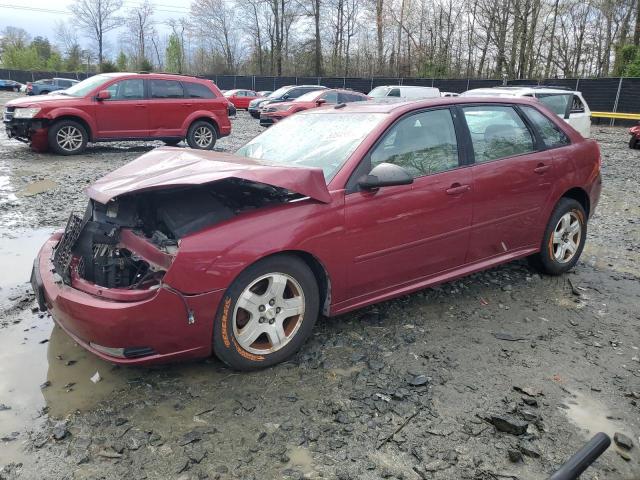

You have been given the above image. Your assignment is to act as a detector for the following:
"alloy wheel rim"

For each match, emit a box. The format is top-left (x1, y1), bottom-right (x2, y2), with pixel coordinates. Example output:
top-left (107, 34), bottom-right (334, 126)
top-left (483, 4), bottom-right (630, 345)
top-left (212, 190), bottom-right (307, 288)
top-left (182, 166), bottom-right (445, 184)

top-left (552, 211), bottom-right (582, 263)
top-left (193, 126), bottom-right (213, 148)
top-left (56, 126), bottom-right (83, 152)
top-left (232, 273), bottom-right (305, 354)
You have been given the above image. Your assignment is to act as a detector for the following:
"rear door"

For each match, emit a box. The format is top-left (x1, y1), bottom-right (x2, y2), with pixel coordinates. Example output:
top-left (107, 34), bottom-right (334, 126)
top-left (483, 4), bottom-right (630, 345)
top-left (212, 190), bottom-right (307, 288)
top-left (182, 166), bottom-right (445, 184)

top-left (94, 78), bottom-right (148, 138)
top-left (461, 104), bottom-right (555, 262)
top-left (344, 107), bottom-right (472, 300)
top-left (147, 79), bottom-right (187, 137)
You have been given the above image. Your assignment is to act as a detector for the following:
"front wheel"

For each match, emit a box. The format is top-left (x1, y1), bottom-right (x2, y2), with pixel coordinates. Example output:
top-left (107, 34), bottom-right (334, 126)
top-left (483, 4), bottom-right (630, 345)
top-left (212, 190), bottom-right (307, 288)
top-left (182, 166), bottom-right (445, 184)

top-left (48, 120), bottom-right (88, 155)
top-left (212, 255), bottom-right (319, 370)
top-left (186, 120), bottom-right (217, 150)
top-left (528, 198), bottom-right (587, 275)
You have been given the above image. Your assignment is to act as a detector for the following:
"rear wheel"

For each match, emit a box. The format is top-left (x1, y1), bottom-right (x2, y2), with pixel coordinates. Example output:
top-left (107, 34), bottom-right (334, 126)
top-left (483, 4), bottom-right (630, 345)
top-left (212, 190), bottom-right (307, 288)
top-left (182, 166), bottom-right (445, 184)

top-left (528, 198), bottom-right (587, 275)
top-left (212, 255), bottom-right (319, 370)
top-left (629, 137), bottom-right (638, 149)
top-left (48, 120), bottom-right (88, 155)
top-left (186, 120), bottom-right (217, 150)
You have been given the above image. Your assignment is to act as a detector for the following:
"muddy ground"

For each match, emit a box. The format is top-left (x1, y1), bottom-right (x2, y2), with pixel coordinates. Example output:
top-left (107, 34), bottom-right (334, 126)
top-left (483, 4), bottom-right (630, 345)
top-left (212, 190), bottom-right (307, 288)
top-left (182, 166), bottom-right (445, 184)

top-left (0, 90), bottom-right (638, 480)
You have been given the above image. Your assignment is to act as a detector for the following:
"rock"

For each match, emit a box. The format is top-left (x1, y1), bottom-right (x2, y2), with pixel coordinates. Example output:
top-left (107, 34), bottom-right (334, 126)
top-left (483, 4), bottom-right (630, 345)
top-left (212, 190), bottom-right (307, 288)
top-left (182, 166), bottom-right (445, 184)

top-left (617, 450), bottom-right (631, 461)
top-left (508, 449), bottom-right (523, 463)
top-left (518, 442), bottom-right (541, 458)
top-left (614, 432), bottom-right (634, 450)
top-left (52, 422), bottom-right (69, 440)
top-left (485, 414), bottom-right (528, 435)
top-left (408, 374), bottom-right (429, 387)
top-left (494, 332), bottom-right (526, 342)
top-left (114, 417), bottom-right (128, 426)
top-left (0, 404), bottom-right (11, 411)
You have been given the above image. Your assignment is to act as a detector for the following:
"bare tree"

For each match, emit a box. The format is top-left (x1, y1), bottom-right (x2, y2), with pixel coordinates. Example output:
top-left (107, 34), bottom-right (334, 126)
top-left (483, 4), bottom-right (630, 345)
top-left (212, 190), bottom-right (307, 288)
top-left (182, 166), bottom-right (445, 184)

top-left (69, 0), bottom-right (123, 66)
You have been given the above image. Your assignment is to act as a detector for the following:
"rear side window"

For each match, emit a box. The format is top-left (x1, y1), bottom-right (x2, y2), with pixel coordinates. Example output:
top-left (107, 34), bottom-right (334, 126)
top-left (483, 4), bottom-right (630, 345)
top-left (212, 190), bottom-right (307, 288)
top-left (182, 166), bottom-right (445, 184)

top-left (521, 106), bottom-right (570, 148)
top-left (58, 79), bottom-right (73, 87)
top-left (184, 82), bottom-right (215, 98)
top-left (462, 105), bottom-right (534, 162)
top-left (537, 94), bottom-right (571, 117)
top-left (150, 80), bottom-right (184, 98)
top-left (370, 108), bottom-right (459, 178)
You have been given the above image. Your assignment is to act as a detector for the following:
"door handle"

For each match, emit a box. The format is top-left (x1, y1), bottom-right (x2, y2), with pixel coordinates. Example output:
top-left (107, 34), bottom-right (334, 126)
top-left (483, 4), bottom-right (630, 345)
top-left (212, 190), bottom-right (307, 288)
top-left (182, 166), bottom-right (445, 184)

top-left (445, 183), bottom-right (470, 195)
top-left (534, 163), bottom-right (551, 174)
top-left (135, 104), bottom-right (146, 108)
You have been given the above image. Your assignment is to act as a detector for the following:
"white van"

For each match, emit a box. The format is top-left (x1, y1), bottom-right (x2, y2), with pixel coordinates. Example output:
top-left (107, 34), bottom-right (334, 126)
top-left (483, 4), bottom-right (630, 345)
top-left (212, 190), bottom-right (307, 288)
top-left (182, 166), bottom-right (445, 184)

top-left (368, 85), bottom-right (440, 100)
top-left (461, 86), bottom-right (591, 138)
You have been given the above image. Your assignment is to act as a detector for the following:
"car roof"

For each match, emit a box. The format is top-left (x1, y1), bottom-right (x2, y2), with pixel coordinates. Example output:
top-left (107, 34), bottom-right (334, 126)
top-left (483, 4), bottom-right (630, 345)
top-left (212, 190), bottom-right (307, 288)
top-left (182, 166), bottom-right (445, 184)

top-left (97, 72), bottom-right (211, 82)
top-left (463, 86), bottom-right (579, 96)
top-left (301, 95), bottom-right (544, 115)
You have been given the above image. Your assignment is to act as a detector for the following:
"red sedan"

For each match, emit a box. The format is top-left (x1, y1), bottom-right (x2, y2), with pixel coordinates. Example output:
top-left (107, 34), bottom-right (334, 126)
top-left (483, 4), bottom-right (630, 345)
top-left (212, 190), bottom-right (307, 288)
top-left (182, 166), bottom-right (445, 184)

top-left (223, 89), bottom-right (262, 109)
top-left (260, 88), bottom-right (368, 126)
top-left (32, 97), bottom-right (601, 370)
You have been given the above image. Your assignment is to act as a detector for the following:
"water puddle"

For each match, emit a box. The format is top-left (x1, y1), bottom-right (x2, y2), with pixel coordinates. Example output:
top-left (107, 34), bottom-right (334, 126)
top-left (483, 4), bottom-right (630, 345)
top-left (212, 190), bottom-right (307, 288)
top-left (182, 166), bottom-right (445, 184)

top-left (20, 179), bottom-right (57, 197)
top-left (286, 446), bottom-right (314, 475)
top-left (562, 391), bottom-right (637, 461)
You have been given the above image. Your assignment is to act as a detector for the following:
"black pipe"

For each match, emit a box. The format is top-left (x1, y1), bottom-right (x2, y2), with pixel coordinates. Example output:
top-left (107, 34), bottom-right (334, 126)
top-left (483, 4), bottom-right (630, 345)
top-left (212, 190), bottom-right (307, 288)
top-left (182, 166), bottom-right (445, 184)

top-left (549, 432), bottom-right (611, 480)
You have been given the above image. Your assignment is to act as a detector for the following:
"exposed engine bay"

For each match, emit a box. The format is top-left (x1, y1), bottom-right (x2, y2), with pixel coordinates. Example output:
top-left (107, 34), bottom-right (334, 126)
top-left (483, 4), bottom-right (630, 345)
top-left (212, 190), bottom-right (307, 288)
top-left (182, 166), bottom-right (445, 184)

top-left (53, 179), bottom-right (300, 290)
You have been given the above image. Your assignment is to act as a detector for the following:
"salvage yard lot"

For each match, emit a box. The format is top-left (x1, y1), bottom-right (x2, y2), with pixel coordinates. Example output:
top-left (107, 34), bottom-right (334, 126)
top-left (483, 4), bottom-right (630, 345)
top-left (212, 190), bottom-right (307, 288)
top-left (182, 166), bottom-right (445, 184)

top-left (0, 90), bottom-right (639, 479)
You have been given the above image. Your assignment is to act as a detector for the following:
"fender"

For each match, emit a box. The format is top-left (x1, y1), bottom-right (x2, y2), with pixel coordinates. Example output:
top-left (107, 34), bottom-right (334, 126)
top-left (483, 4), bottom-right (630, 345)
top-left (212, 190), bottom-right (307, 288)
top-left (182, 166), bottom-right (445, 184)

top-left (44, 107), bottom-right (97, 140)
top-left (181, 109), bottom-right (231, 137)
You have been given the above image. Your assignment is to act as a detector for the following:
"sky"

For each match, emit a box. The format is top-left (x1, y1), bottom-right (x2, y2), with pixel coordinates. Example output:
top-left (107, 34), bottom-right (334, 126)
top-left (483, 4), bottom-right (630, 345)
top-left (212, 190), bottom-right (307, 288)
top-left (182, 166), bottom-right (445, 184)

top-left (0, 0), bottom-right (192, 52)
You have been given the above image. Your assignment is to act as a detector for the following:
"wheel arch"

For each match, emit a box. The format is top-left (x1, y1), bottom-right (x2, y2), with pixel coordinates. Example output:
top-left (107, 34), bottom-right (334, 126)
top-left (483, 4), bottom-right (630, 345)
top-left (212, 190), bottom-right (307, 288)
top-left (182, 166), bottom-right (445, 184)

top-left (561, 187), bottom-right (590, 218)
top-left (187, 115), bottom-right (220, 137)
top-left (47, 113), bottom-right (94, 141)
top-left (238, 250), bottom-right (332, 317)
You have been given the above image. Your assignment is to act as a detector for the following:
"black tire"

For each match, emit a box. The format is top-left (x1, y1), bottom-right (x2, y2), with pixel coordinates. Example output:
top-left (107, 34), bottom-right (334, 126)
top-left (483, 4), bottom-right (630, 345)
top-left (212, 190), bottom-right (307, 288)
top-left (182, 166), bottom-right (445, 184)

top-left (186, 120), bottom-right (217, 150)
top-left (212, 255), bottom-right (320, 371)
top-left (629, 137), bottom-right (638, 149)
top-left (41, 91), bottom-right (50, 95)
top-left (48, 119), bottom-right (88, 155)
top-left (250, 111), bottom-right (260, 119)
top-left (528, 198), bottom-right (587, 276)
top-left (163, 139), bottom-right (182, 146)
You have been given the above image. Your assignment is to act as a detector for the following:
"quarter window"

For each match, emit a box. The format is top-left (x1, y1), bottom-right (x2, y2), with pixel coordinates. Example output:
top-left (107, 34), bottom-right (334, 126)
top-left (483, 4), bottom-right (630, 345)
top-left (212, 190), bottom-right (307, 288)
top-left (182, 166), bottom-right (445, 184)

top-left (184, 82), bottom-right (215, 98)
top-left (150, 80), bottom-right (184, 99)
top-left (105, 79), bottom-right (144, 100)
top-left (571, 95), bottom-right (585, 113)
top-left (521, 105), bottom-right (570, 148)
top-left (462, 105), bottom-right (534, 162)
top-left (370, 108), bottom-right (460, 178)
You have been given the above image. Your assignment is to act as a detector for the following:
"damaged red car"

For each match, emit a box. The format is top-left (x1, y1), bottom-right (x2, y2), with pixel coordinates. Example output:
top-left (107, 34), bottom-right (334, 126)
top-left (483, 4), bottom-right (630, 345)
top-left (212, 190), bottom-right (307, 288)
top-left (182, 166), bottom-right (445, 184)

top-left (32, 97), bottom-right (601, 370)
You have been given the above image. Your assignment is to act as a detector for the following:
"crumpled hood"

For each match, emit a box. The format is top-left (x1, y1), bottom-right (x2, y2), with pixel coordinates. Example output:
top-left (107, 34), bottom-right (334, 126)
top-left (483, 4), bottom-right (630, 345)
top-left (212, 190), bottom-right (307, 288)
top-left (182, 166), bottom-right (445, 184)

top-left (87, 147), bottom-right (331, 204)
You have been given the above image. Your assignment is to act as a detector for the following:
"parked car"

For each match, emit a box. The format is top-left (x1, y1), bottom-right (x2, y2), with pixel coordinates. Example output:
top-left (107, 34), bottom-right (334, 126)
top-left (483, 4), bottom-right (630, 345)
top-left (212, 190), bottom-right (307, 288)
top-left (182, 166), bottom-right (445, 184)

top-left (4, 72), bottom-right (231, 155)
top-left (26, 77), bottom-right (79, 95)
top-left (248, 85), bottom-right (327, 118)
top-left (31, 96), bottom-right (601, 370)
top-left (224, 89), bottom-right (262, 109)
top-left (260, 88), bottom-right (369, 126)
top-left (461, 86), bottom-right (591, 138)
top-left (441, 91), bottom-right (459, 97)
top-left (0, 79), bottom-right (23, 92)
top-left (257, 90), bottom-right (272, 97)
top-left (368, 85), bottom-right (440, 99)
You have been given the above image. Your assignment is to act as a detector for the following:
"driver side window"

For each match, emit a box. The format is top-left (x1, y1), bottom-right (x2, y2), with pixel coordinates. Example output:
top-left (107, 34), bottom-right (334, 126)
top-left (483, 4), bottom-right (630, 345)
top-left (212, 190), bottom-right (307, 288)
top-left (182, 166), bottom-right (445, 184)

top-left (105, 79), bottom-right (144, 100)
top-left (370, 109), bottom-right (460, 178)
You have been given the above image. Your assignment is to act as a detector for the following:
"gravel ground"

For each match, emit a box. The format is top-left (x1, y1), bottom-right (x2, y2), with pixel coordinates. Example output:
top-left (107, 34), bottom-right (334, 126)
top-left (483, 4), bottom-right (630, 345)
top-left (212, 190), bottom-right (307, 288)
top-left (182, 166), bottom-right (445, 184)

top-left (0, 90), bottom-right (639, 480)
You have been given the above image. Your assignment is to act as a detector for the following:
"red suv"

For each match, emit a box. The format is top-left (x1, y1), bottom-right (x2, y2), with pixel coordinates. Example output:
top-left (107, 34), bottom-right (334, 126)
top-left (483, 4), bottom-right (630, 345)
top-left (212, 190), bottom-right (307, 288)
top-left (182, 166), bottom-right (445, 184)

top-left (3, 73), bottom-right (231, 155)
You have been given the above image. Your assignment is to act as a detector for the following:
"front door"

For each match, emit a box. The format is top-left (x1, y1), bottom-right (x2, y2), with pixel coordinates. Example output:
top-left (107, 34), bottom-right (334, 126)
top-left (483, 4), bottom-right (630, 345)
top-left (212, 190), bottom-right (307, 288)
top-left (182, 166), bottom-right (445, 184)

top-left (460, 104), bottom-right (555, 262)
top-left (344, 107), bottom-right (472, 301)
top-left (94, 79), bottom-right (148, 138)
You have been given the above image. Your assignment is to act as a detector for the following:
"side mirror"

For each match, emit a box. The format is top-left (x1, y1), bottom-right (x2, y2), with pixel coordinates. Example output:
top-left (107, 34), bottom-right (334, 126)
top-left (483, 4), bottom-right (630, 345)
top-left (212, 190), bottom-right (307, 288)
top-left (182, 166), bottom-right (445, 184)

top-left (358, 162), bottom-right (413, 190)
top-left (96, 90), bottom-right (111, 101)
top-left (315, 98), bottom-right (327, 106)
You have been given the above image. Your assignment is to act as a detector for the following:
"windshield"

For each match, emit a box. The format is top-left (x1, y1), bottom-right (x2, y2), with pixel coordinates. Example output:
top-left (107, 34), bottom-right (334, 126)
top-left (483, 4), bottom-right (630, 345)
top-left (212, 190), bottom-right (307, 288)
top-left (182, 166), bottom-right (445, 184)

top-left (294, 90), bottom-right (322, 102)
top-left (236, 112), bottom-right (386, 181)
top-left (268, 86), bottom-right (292, 99)
top-left (368, 87), bottom-right (391, 98)
top-left (62, 75), bottom-right (111, 97)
